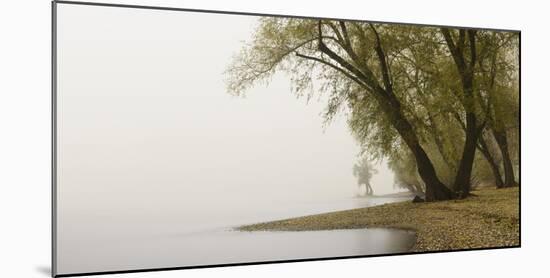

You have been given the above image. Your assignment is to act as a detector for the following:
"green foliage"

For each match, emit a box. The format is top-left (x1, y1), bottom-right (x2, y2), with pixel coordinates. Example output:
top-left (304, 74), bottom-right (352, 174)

top-left (225, 17), bottom-right (519, 191)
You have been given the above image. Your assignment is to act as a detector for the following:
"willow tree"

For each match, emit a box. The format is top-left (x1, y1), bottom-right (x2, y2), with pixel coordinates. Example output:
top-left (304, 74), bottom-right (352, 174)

top-left (226, 18), bottom-right (455, 201)
top-left (439, 28), bottom-right (489, 197)
top-left (442, 30), bottom-right (519, 189)
top-left (383, 30), bottom-right (465, 186)
top-left (353, 156), bottom-right (378, 196)
top-left (479, 32), bottom-right (519, 188)
top-left (386, 29), bottom-right (519, 191)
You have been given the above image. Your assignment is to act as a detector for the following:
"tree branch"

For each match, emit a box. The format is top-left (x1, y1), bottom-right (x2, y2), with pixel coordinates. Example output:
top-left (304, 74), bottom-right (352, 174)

top-left (295, 52), bottom-right (372, 91)
top-left (468, 30), bottom-right (477, 69)
top-left (317, 21), bottom-right (385, 94)
top-left (339, 21), bottom-right (352, 50)
top-left (441, 28), bottom-right (466, 72)
top-left (369, 24), bottom-right (393, 92)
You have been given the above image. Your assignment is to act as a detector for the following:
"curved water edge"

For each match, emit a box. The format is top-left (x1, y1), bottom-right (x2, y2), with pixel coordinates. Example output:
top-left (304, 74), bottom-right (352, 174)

top-left (233, 227), bottom-right (417, 256)
top-left (230, 194), bottom-right (418, 258)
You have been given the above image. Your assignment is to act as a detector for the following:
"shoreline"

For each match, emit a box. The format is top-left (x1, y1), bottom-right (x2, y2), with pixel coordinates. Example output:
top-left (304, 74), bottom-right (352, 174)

top-left (237, 187), bottom-right (519, 252)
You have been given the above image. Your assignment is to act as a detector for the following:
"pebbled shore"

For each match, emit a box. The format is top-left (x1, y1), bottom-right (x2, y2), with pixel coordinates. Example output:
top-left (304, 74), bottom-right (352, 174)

top-left (238, 187), bottom-right (519, 252)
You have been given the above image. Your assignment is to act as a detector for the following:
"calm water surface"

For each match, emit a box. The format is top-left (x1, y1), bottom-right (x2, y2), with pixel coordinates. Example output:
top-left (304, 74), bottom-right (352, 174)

top-left (58, 195), bottom-right (415, 274)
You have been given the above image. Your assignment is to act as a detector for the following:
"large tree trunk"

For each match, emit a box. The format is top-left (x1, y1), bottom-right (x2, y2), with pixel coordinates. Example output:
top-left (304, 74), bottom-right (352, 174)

top-left (493, 130), bottom-right (518, 187)
top-left (454, 112), bottom-right (503, 188)
top-left (441, 29), bottom-right (480, 198)
top-left (412, 143), bottom-right (455, 201)
top-left (478, 135), bottom-right (505, 188)
top-left (453, 112), bottom-right (480, 197)
top-left (385, 101), bottom-right (455, 201)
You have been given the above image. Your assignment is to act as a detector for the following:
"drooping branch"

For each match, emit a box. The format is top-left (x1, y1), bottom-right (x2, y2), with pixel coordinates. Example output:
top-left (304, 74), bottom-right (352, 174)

top-left (230, 36), bottom-right (339, 89)
top-left (294, 52), bottom-right (372, 91)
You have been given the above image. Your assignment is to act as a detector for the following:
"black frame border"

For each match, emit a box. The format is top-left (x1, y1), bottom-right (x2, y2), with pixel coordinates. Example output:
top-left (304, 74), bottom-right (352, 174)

top-left (51, 1), bottom-right (521, 277)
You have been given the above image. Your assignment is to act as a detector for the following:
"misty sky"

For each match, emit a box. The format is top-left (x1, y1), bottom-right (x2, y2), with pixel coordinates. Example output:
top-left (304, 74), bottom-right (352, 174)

top-left (57, 3), bottom-right (398, 208)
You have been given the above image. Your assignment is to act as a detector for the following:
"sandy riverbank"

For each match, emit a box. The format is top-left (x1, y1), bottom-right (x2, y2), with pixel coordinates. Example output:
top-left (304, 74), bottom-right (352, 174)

top-left (238, 187), bottom-right (519, 252)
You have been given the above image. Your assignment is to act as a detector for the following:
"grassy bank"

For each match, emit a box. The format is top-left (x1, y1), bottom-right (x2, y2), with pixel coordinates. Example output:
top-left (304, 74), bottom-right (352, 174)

top-left (238, 187), bottom-right (519, 252)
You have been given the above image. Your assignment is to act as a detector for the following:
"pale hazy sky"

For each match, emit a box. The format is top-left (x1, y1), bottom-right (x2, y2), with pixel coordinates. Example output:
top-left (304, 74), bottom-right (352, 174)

top-left (57, 3), bottom-right (397, 208)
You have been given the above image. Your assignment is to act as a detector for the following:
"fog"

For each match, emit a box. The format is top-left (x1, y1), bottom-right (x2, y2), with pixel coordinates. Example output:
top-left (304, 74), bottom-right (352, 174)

top-left (56, 4), bottom-right (405, 274)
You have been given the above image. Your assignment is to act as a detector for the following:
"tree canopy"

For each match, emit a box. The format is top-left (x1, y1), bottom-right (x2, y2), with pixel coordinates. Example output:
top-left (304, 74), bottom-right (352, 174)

top-left (226, 17), bottom-right (519, 201)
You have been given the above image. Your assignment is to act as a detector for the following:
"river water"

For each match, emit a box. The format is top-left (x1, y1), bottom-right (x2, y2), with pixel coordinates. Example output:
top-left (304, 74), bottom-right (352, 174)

top-left (57, 195), bottom-right (416, 275)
